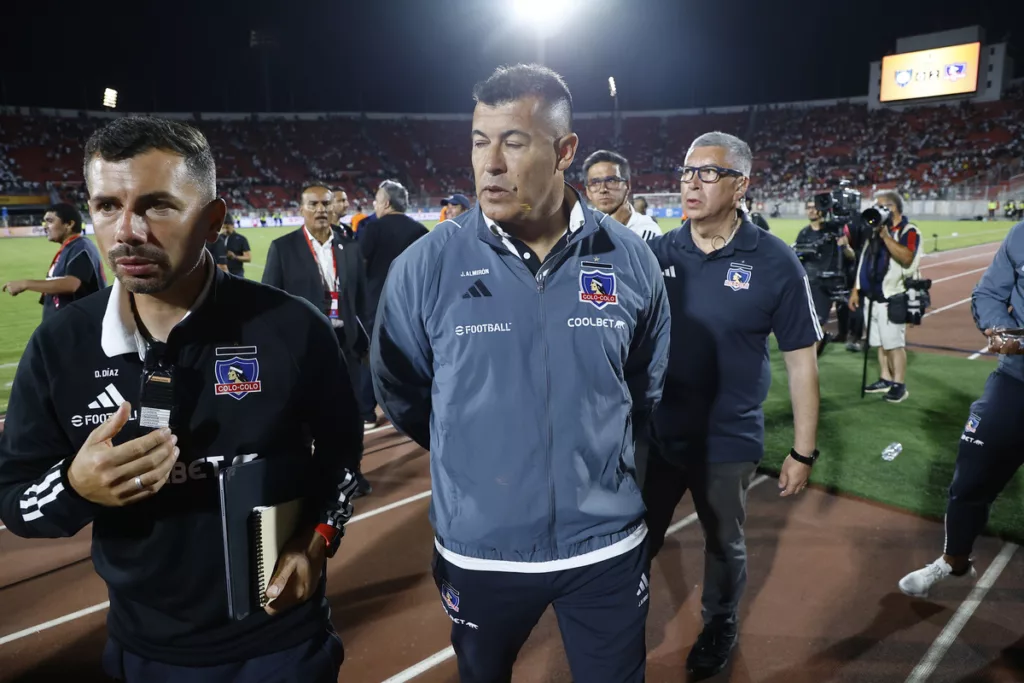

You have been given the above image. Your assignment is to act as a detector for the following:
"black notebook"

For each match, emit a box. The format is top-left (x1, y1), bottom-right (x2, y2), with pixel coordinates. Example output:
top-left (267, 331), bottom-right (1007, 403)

top-left (218, 456), bottom-right (313, 621)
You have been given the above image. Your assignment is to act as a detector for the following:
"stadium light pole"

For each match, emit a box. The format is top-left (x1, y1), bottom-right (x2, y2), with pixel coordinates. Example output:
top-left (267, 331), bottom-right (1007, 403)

top-left (510, 0), bottom-right (577, 64)
top-left (102, 88), bottom-right (118, 110)
top-left (609, 76), bottom-right (621, 144)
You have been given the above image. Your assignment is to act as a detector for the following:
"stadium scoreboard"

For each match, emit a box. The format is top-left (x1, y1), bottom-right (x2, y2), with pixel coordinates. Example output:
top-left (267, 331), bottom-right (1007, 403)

top-left (879, 42), bottom-right (982, 103)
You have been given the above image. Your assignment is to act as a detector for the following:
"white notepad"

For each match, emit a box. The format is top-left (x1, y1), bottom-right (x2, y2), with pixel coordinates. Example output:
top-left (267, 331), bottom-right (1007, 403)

top-left (252, 498), bottom-right (304, 606)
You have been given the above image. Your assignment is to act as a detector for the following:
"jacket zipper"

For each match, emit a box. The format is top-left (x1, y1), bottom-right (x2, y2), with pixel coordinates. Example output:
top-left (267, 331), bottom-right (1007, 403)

top-left (535, 242), bottom-right (574, 557)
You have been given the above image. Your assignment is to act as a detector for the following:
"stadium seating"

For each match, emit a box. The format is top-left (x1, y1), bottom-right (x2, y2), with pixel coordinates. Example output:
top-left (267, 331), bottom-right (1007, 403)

top-left (0, 84), bottom-right (1021, 215)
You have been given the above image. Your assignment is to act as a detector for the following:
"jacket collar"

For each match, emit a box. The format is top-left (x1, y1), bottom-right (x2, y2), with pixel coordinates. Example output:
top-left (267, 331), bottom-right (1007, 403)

top-left (100, 250), bottom-right (217, 359)
top-left (476, 183), bottom-right (599, 250)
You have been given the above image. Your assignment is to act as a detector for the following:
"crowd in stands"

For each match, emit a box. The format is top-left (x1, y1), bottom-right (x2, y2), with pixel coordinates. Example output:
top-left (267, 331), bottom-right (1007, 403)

top-left (1, 83), bottom-right (1021, 217)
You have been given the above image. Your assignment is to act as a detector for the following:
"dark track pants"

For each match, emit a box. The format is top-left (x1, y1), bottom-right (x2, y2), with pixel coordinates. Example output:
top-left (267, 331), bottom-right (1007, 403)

top-left (642, 445), bottom-right (757, 625)
top-left (945, 371), bottom-right (1024, 557)
top-left (431, 541), bottom-right (649, 683)
top-left (101, 628), bottom-right (343, 683)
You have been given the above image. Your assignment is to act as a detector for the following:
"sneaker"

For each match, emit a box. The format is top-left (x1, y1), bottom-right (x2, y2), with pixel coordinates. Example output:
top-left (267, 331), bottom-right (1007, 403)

top-left (899, 557), bottom-right (977, 598)
top-left (884, 384), bottom-right (909, 403)
top-left (686, 618), bottom-right (738, 679)
top-left (846, 341), bottom-right (863, 352)
top-left (864, 379), bottom-right (893, 393)
top-left (363, 419), bottom-right (379, 431)
top-left (352, 471), bottom-right (373, 499)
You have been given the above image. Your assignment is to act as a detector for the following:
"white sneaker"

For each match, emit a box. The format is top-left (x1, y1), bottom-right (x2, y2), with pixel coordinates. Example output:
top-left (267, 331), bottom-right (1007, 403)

top-left (898, 557), bottom-right (977, 598)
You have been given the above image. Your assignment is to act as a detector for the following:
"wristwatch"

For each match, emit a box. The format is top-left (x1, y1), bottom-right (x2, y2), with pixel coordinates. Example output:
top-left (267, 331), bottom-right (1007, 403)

top-left (789, 448), bottom-right (819, 466)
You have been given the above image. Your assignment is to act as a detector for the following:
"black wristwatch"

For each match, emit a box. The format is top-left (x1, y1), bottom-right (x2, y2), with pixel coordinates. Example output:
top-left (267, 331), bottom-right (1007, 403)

top-left (789, 448), bottom-right (819, 466)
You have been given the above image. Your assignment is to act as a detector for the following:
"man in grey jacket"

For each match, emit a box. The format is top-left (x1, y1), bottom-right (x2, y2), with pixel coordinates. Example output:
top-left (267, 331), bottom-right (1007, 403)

top-left (898, 220), bottom-right (1024, 598)
top-left (371, 64), bottom-right (670, 682)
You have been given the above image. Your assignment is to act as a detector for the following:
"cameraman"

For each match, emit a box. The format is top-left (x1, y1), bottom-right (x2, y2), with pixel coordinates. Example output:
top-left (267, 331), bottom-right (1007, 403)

top-left (794, 198), bottom-right (856, 352)
top-left (849, 191), bottom-right (921, 403)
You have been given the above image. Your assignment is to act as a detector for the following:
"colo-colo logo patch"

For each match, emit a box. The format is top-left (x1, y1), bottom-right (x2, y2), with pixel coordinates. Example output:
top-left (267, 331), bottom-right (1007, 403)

top-left (214, 346), bottom-right (262, 400)
top-left (579, 261), bottom-right (617, 310)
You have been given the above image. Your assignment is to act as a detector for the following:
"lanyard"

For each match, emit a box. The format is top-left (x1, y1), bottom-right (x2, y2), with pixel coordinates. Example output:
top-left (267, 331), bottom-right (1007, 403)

top-left (303, 227), bottom-right (339, 292)
top-left (48, 234), bottom-right (81, 277)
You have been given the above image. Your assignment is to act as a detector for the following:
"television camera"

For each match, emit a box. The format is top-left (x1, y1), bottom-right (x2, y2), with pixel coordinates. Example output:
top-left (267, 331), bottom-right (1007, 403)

top-left (793, 182), bottom-right (863, 304)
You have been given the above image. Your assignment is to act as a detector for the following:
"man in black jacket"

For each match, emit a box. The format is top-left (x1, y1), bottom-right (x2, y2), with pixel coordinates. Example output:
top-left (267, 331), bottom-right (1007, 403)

top-left (0, 116), bottom-right (360, 682)
top-left (358, 179), bottom-right (427, 425)
top-left (262, 183), bottom-right (372, 494)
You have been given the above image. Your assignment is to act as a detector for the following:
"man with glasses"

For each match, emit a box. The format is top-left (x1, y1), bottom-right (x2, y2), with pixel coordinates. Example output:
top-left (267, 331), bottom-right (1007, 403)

top-left (641, 131), bottom-right (822, 679)
top-left (583, 150), bottom-right (661, 240)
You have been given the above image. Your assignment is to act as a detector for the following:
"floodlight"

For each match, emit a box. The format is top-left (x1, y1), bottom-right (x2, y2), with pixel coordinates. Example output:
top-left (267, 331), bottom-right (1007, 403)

top-left (510, 0), bottom-right (577, 39)
top-left (103, 88), bottom-right (118, 109)
top-left (608, 77), bottom-right (617, 98)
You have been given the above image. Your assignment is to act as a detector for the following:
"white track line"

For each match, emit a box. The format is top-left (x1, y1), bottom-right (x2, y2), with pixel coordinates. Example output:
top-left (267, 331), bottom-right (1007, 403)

top-left (967, 345), bottom-right (989, 360)
top-left (922, 297), bottom-right (972, 319)
top-left (349, 491), bottom-right (431, 524)
top-left (929, 267), bottom-right (988, 285)
top-left (382, 475), bottom-right (771, 682)
top-left (903, 542), bottom-right (1018, 683)
top-left (923, 241), bottom-right (1005, 259)
top-left (0, 485), bottom-right (433, 647)
top-left (0, 602), bottom-right (111, 646)
top-left (0, 362), bottom-right (18, 370)
top-left (921, 251), bottom-right (997, 270)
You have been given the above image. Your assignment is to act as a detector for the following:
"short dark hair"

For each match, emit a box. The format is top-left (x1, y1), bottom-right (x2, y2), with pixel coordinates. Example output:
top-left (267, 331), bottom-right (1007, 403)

top-left (473, 64), bottom-right (573, 136)
top-left (47, 203), bottom-right (84, 233)
top-left (83, 116), bottom-right (216, 201)
top-left (582, 150), bottom-right (630, 182)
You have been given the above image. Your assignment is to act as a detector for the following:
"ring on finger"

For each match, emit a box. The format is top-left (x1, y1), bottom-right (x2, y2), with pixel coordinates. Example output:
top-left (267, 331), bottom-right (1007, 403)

top-left (134, 475), bottom-right (144, 491)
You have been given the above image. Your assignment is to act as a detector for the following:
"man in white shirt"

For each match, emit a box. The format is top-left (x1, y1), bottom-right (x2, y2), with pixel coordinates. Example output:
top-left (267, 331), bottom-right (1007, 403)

top-left (583, 150), bottom-right (662, 240)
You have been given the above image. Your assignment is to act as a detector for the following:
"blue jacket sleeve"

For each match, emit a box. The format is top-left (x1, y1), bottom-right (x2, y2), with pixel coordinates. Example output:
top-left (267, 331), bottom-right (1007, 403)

top-left (971, 225), bottom-right (1021, 332)
top-left (624, 248), bottom-right (671, 435)
top-left (370, 251), bottom-right (434, 450)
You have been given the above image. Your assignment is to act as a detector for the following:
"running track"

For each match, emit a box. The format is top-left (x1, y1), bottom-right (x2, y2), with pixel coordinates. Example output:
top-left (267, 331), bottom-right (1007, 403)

top-left (1, 241), bottom-right (1022, 682)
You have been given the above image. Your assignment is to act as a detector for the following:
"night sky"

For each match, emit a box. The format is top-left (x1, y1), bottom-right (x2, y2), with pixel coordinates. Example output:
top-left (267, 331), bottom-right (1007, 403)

top-left (4, 0), bottom-right (1023, 114)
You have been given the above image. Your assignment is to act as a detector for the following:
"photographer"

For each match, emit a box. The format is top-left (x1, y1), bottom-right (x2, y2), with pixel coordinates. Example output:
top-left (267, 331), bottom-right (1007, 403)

top-left (794, 198), bottom-right (856, 353)
top-left (849, 191), bottom-right (921, 403)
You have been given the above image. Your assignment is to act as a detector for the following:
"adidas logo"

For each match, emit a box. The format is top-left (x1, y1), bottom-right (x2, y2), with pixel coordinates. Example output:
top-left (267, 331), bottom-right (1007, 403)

top-left (88, 383), bottom-right (127, 410)
top-left (462, 279), bottom-right (492, 299)
top-left (637, 572), bottom-right (649, 597)
top-left (662, 266), bottom-right (676, 278)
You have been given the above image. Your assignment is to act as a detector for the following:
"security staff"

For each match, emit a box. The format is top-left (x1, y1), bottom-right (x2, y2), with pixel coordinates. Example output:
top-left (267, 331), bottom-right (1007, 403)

top-left (221, 214), bottom-right (251, 277)
top-left (643, 132), bottom-right (822, 679)
top-left (372, 64), bottom-right (670, 683)
top-left (898, 221), bottom-right (1024, 598)
top-left (263, 184), bottom-right (373, 495)
top-left (2, 203), bottom-right (107, 317)
top-left (0, 117), bottom-right (359, 683)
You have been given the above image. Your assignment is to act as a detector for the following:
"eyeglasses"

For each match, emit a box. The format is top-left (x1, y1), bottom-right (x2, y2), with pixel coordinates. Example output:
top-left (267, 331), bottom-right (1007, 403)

top-left (679, 165), bottom-right (745, 184)
top-left (586, 175), bottom-right (627, 190)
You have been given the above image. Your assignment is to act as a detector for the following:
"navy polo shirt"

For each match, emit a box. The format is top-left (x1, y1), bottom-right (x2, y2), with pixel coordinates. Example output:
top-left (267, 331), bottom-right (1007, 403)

top-left (645, 220), bottom-right (823, 464)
